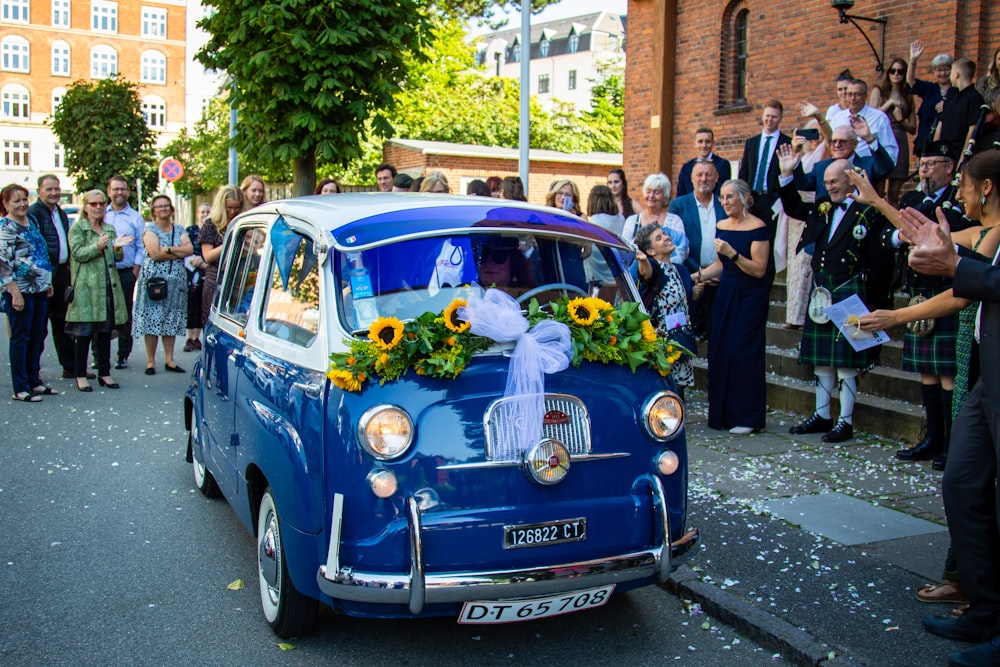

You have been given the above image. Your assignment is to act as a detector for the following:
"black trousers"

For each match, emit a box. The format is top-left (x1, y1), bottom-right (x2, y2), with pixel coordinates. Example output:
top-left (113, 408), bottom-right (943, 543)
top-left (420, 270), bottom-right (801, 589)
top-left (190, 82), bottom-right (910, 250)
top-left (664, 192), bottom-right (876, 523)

top-left (74, 332), bottom-right (111, 378)
top-left (116, 268), bottom-right (137, 360)
top-left (47, 263), bottom-right (76, 372)
top-left (942, 379), bottom-right (1000, 624)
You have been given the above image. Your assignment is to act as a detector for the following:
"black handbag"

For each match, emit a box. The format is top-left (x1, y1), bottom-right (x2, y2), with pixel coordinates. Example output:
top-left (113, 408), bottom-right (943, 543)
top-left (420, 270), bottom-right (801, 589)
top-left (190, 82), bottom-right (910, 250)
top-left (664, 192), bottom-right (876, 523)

top-left (147, 276), bottom-right (168, 301)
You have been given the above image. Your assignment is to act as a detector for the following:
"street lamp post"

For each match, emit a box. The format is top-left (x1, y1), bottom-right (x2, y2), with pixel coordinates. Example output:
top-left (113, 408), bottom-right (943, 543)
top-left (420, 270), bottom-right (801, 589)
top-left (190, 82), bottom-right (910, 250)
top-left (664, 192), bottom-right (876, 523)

top-left (832, 0), bottom-right (888, 73)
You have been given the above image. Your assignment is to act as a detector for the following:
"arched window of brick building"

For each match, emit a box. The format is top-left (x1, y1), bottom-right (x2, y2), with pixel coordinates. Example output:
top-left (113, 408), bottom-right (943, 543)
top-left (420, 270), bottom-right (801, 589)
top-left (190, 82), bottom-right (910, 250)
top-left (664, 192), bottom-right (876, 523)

top-left (719, 3), bottom-right (749, 108)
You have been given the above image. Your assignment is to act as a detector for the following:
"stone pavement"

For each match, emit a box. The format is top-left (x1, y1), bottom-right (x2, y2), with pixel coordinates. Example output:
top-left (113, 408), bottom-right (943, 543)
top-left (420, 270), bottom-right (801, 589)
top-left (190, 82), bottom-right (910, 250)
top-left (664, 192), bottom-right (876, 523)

top-left (668, 389), bottom-right (971, 666)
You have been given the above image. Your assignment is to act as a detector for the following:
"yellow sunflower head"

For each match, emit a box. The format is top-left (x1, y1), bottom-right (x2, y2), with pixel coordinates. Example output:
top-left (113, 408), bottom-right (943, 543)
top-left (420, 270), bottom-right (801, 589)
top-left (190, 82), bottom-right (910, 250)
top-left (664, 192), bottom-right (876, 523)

top-left (641, 319), bottom-right (657, 343)
top-left (327, 368), bottom-right (362, 392)
top-left (443, 299), bottom-right (471, 333)
top-left (567, 297), bottom-right (599, 326)
top-left (588, 297), bottom-right (614, 312)
top-left (369, 317), bottom-right (405, 350)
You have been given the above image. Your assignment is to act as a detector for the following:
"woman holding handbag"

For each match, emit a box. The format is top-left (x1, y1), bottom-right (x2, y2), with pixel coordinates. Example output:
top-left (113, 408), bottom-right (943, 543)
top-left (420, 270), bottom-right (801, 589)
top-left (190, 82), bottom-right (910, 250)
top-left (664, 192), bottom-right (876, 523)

top-left (66, 190), bottom-right (132, 392)
top-left (132, 195), bottom-right (192, 375)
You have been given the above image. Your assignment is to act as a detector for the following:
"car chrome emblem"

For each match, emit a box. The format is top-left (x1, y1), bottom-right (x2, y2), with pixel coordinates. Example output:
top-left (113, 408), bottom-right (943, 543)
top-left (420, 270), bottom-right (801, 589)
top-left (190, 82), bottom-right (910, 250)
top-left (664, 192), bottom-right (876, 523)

top-left (543, 410), bottom-right (570, 426)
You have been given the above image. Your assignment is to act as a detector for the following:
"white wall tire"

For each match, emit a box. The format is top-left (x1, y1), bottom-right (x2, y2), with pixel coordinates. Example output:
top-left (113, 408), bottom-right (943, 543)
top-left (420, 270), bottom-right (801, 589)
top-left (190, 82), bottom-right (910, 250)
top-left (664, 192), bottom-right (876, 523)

top-left (257, 487), bottom-right (317, 638)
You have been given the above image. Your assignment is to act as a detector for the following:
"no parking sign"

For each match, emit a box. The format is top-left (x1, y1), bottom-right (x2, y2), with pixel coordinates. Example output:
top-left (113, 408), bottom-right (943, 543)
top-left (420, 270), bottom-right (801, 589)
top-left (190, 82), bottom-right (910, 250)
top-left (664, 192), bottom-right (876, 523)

top-left (160, 157), bottom-right (184, 182)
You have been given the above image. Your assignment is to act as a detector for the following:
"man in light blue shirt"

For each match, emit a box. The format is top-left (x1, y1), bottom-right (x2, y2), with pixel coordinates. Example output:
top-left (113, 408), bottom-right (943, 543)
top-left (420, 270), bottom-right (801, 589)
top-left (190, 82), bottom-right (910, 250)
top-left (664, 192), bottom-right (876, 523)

top-left (105, 175), bottom-right (145, 369)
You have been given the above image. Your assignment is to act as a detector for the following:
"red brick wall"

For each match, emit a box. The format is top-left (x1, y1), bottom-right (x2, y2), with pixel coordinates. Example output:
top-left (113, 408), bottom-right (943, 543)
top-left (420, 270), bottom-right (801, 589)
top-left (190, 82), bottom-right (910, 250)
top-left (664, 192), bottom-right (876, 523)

top-left (382, 144), bottom-right (617, 208)
top-left (625, 0), bottom-right (1000, 193)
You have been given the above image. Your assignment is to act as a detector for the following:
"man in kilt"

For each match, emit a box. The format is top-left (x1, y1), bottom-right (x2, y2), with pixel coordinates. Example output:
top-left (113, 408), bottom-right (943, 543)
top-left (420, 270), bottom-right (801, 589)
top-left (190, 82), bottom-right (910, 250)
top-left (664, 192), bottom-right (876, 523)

top-left (881, 142), bottom-right (973, 466)
top-left (777, 148), bottom-right (894, 442)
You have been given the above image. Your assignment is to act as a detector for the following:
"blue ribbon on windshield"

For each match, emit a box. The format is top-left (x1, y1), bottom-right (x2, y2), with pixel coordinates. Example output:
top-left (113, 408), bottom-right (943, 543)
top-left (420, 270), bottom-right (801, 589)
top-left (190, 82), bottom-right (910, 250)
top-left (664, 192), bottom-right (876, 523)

top-left (269, 215), bottom-right (315, 291)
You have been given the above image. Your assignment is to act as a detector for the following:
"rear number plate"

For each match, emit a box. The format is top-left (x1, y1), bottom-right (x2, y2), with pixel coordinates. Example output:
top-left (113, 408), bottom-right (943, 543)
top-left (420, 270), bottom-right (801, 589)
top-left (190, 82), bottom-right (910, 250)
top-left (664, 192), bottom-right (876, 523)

top-left (504, 517), bottom-right (586, 549)
top-left (457, 585), bottom-right (614, 624)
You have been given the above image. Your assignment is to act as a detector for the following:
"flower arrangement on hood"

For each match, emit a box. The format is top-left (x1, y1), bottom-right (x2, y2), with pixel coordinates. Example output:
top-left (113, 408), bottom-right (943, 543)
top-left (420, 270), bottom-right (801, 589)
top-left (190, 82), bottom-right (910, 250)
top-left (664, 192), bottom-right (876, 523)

top-left (327, 294), bottom-right (689, 392)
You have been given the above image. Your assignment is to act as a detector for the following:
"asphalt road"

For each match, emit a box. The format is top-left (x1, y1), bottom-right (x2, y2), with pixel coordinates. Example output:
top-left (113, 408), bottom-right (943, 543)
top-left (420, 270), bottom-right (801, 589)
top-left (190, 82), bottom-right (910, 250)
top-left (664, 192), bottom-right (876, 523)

top-left (0, 334), bottom-right (790, 666)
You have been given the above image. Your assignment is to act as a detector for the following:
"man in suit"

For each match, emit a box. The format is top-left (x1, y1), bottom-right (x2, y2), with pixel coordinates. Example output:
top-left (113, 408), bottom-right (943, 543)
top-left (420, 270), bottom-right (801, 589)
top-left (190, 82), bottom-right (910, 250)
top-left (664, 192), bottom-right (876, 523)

top-left (904, 181), bottom-right (1000, 667)
top-left (792, 123), bottom-right (895, 199)
top-left (27, 174), bottom-right (88, 379)
top-left (669, 159), bottom-right (726, 338)
top-left (739, 100), bottom-right (792, 269)
top-left (676, 127), bottom-right (731, 198)
top-left (777, 151), bottom-right (893, 443)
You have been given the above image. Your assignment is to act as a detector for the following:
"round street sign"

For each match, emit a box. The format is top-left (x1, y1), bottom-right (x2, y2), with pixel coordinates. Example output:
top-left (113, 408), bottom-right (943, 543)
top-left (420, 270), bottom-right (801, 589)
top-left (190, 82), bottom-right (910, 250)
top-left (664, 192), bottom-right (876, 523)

top-left (160, 158), bottom-right (184, 182)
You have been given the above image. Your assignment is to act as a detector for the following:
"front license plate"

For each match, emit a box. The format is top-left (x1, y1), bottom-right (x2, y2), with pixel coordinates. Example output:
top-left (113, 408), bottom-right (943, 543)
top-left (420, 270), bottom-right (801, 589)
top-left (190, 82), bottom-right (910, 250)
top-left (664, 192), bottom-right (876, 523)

top-left (503, 517), bottom-right (586, 549)
top-left (457, 585), bottom-right (615, 624)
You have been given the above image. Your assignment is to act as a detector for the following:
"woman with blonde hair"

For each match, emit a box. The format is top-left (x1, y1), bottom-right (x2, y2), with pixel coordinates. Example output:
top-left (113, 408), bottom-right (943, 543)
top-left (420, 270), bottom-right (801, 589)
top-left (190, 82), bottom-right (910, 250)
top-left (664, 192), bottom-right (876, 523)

top-left (200, 185), bottom-right (248, 326)
top-left (545, 179), bottom-right (583, 217)
top-left (240, 174), bottom-right (267, 208)
top-left (419, 171), bottom-right (450, 194)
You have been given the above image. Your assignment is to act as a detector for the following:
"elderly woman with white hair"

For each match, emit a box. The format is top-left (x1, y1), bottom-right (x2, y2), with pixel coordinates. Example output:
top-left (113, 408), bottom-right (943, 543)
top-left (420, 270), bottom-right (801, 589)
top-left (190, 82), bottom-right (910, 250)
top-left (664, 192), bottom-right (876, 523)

top-left (623, 173), bottom-right (689, 266)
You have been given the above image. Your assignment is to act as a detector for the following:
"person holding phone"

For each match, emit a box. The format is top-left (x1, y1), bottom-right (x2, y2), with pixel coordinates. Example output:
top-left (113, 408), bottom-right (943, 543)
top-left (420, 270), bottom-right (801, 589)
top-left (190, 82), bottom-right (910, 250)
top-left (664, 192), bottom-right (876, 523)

top-left (545, 180), bottom-right (584, 217)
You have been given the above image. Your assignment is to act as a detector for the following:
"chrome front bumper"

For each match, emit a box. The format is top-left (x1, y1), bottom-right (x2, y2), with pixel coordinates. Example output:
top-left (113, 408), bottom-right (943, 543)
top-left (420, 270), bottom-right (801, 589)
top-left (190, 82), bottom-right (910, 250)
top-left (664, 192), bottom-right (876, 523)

top-left (316, 475), bottom-right (699, 615)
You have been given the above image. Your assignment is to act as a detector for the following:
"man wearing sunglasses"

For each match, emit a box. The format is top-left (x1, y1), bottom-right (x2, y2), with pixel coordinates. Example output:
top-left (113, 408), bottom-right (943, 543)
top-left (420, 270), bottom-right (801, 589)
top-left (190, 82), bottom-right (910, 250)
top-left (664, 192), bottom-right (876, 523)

top-left (788, 124), bottom-right (895, 200)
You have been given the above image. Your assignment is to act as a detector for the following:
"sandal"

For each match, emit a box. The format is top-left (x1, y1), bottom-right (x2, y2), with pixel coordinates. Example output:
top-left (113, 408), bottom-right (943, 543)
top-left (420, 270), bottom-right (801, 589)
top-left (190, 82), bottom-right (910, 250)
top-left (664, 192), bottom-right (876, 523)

top-left (31, 385), bottom-right (57, 395)
top-left (12, 391), bottom-right (42, 402)
top-left (916, 581), bottom-right (968, 604)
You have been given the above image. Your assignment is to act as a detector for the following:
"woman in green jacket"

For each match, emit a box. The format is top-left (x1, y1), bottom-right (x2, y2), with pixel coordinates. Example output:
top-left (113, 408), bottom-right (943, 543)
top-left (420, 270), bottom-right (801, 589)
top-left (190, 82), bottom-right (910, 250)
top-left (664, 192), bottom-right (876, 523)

top-left (66, 190), bottom-right (132, 391)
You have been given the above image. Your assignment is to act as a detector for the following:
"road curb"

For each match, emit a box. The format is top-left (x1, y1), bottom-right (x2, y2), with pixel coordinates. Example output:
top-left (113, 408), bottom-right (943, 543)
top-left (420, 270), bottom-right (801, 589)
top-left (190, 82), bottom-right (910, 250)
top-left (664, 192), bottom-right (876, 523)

top-left (666, 566), bottom-right (864, 666)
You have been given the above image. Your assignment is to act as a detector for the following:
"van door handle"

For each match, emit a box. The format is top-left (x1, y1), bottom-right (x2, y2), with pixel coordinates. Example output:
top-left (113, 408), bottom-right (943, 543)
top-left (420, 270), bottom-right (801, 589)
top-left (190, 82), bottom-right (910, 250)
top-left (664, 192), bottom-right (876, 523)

top-left (293, 382), bottom-right (322, 398)
top-left (206, 333), bottom-right (217, 346)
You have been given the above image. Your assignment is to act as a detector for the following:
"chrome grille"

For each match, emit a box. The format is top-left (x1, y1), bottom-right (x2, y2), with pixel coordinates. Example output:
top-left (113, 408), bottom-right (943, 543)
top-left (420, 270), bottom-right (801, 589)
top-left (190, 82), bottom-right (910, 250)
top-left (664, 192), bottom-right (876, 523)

top-left (484, 394), bottom-right (591, 462)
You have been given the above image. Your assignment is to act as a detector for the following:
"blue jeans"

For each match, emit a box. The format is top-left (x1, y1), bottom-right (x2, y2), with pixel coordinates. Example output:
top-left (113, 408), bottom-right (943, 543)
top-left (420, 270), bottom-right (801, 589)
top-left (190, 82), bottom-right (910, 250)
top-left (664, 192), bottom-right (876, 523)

top-left (4, 291), bottom-right (48, 394)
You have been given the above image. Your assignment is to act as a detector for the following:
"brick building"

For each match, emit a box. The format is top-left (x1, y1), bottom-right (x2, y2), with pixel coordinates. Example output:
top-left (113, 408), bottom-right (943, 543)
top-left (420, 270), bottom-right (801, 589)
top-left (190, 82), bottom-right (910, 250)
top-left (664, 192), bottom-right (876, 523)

top-left (623, 0), bottom-right (1000, 199)
top-left (384, 138), bottom-right (620, 205)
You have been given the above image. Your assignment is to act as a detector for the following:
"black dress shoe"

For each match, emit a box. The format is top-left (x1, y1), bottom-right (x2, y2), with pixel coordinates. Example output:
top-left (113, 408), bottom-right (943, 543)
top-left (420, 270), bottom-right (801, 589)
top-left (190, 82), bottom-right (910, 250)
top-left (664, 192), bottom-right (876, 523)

top-left (98, 378), bottom-right (120, 389)
top-left (822, 420), bottom-right (854, 443)
top-left (789, 413), bottom-right (834, 435)
top-left (932, 455), bottom-right (947, 471)
top-left (948, 635), bottom-right (1000, 667)
top-left (114, 358), bottom-right (127, 370)
top-left (925, 614), bottom-right (1000, 643)
top-left (164, 364), bottom-right (186, 373)
top-left (896, 439), bottom-right (942, 460)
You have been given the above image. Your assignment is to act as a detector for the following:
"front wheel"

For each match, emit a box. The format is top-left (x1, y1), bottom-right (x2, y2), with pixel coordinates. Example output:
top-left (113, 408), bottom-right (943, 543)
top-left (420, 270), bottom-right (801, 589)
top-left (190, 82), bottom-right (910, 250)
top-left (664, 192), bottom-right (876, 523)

top-left (190, 432), bottom-right (220, 498)
top-left (257, 487), bottom-right (317, 638)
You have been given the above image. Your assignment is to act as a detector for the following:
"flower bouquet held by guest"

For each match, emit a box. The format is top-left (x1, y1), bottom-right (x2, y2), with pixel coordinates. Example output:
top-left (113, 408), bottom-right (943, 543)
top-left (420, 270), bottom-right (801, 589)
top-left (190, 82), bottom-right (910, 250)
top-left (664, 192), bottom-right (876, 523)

top-left (0, 184), bottom-right (53, 402)
top-left (133, 195), bottom-right (193, 375)
top-left (65, 190), bottom-right (132, 391)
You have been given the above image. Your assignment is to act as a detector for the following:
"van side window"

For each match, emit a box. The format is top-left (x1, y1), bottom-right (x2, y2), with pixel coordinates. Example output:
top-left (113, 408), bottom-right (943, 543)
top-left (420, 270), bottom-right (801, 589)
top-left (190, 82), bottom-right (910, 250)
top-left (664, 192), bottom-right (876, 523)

top-left (217, 227), bottom-right (267, 326)
top-left (260, 232), bottom-right (320, 347)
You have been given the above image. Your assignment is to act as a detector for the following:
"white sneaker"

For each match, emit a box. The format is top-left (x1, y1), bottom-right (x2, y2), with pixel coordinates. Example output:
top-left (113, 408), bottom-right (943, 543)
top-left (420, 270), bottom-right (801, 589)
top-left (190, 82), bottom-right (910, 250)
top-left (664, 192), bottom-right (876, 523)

top-left (729, 426), bottom-right (754, 435)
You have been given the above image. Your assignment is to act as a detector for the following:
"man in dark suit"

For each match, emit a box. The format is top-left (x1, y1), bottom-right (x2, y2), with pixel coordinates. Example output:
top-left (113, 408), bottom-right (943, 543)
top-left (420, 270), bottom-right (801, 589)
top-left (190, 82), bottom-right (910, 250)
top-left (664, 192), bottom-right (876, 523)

top-left (676, 127), bottom-right (731, 198)
top-left (793, 123), bottom-right (895, 199)
top-left (669, 159), bottom-right (726, 338)
top-left (27, 174), bottom-right (86, 379)
top-left (778, 152), bottom-right (893, 443)
top-left (904, 187), bottom-right (1000, 667)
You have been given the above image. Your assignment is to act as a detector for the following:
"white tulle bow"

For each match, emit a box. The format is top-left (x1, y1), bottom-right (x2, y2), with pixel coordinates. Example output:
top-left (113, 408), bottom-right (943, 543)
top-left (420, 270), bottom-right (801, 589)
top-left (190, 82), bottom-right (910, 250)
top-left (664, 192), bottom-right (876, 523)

top-left (459, 289), bottom-right (573, 452)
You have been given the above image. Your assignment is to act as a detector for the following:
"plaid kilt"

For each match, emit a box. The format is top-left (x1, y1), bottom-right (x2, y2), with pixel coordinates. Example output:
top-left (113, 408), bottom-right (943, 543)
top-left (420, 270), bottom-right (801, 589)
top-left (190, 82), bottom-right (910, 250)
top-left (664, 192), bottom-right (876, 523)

top-left (799, 273), bottom-right (880, 368)
top-left (902, 287), bottom-right (958, 376)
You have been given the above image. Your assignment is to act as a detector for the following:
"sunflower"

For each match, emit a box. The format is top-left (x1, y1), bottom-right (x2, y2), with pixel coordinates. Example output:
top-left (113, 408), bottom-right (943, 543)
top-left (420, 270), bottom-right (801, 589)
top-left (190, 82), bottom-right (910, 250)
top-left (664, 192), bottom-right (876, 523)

top-left (327, 368), bottom-right (362, 392)
top-left (588, 297), bottom-right (614, 312)
top-left (567, 297), bottom-right (599, 326)
top-left (443, 299), bottom-right (470, 333)
top-left (369, 317), bottom-right (405, 349)
top-left (641, 319), bottom-right (657, 342)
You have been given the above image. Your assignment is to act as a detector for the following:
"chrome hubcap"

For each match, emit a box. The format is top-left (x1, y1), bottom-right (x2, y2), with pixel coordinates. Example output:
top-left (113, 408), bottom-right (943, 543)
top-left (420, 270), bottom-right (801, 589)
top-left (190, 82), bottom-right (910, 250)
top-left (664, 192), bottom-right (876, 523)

top-left (259, 511), bottom-right (280, 602)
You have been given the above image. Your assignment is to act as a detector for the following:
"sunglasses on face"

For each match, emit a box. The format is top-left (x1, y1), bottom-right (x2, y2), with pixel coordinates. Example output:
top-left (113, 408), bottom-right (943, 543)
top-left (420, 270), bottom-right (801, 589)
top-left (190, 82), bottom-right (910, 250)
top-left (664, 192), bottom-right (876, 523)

top-left (483, 249), bottom-right (511, 264)
top-left (889, 68), bottom-right (905, 74)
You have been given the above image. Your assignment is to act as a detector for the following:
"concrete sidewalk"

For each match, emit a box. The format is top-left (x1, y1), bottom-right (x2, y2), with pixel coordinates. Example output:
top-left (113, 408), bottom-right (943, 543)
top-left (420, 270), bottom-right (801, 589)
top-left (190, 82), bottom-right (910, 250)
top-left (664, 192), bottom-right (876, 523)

top-left (671, 390), bottom-right (968, 666)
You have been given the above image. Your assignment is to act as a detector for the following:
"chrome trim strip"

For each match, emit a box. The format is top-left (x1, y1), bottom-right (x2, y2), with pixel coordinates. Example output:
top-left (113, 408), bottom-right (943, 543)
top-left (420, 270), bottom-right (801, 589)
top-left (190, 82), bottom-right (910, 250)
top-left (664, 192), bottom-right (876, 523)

top-left (437, 452), bottom-right (629, 471)
top-left (648, 474), bottom-right (671, 583)
top-left (407, 496), bottom-right (425, 615)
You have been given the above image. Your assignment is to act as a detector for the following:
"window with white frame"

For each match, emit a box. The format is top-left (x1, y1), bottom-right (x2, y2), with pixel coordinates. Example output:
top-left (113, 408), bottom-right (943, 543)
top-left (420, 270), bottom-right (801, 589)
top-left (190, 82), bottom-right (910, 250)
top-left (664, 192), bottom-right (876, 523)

top-left (568, 69), bottom-right (577, 91)
top-left (538, 73), bottom-right (550, 94)
top-left (1, 0), bottom-right (29, 22)
top-left (3, 140), bottom-right (30, 168)
top-left (51, 40), bottom-right (70, 76)
top-left (90, 45), bottom-right (117, 78)
top-left (53, 142), bottom-right (63, 168)
top-left (140, 50), bottom-right (166, 84)
top-left (2, 85), bottom-right (29, 120)
top-left (568, 33), bottom-right (580, 54)
top-left (51, 87), bottom-right (66, 113)
top-left (141, 6), bottom-right (166, 38)
top-left (91, 0), bottom-right (117, 33)
top-left (52, 0), bottom-right (70, 26)
top-left (142, 96), bottom-right (165, 129)
top-left (539, 37), bottom-right (550, 58)
top-left (1, 36), bottom-right (29, 73)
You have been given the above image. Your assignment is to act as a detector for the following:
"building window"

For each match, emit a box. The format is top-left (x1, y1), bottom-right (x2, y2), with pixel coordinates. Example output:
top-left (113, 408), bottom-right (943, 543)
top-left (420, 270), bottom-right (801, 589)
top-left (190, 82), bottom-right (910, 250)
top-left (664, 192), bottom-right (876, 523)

top-left (51, 87), bottom-right (65, 112)
top-left (3, 140), bottom-right (29, 168)
top-left (568, 33), bottom-right (579, 54)
top-left (141, 6), bottom-right (166, 38)
top-left (539, 38), bottom-right (550, 58)
top-left (92, 0), bottom-right (117, 33)
top-left (140, 50), bottom-right (166, 84)
top-left (538, 74), bottom-right (550, 94)
top-left (90, 45), bottom-right (117, 78)
top-left (52, 40), bottom-right (70, 76)
top-left (734, 9), bottom-right (748, 103)
top-left (2, 85), bottom-right (29, 120)
top-left (511, 43), bottom-right (520, 63)
top-left (610, 35), bottom-right (619, 52)
top-left (1, 36), bottom-right (29, 73)
top-left (1, 0), bottom-right (29, 22)
top-left (52, 0), bottom-right (70, 26)
top-left (53, 142), bottom-right (63, 168)
top-left (142, 97), bottom-right (166, 129)
top-left (568, 70), bottom-right (577, 90)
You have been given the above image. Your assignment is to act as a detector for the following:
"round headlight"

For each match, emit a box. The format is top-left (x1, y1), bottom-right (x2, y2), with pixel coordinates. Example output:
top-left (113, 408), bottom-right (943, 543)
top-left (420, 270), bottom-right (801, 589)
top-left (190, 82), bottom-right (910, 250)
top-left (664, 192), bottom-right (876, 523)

top-left (641, 391), bottom-right (684, 441)
top-left (523, 438), bottom-right (571, 485)
top-left (357, 405), bottom-right (415, 460)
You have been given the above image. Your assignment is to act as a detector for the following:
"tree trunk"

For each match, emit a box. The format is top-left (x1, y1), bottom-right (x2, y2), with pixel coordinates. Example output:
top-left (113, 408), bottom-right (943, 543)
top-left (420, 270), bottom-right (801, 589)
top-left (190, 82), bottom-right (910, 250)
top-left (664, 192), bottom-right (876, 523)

top-left (292, 149), bottom-right (316, 197)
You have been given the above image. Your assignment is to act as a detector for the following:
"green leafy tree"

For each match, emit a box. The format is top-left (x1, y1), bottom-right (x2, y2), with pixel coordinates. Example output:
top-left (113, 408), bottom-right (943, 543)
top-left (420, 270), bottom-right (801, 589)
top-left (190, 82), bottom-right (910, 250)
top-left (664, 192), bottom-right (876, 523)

top-left (48, 76), bottom-right (158, 197)
top-left (197, 0), bottom-right (434, 196)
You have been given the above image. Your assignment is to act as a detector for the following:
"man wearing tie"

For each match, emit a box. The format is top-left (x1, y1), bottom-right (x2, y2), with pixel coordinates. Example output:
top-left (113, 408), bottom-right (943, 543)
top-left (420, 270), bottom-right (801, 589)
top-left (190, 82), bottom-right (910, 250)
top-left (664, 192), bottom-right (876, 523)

top-left (738, 100), bottom-right (792, 271)
top-left (777, 151), bottom-right (892, 443)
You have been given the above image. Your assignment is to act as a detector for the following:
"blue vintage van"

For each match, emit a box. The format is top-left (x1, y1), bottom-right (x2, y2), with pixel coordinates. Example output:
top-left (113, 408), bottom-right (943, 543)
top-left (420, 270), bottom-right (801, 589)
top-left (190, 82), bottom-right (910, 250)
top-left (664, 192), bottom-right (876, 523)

top-left (184, 194), bottom-right (697, 636)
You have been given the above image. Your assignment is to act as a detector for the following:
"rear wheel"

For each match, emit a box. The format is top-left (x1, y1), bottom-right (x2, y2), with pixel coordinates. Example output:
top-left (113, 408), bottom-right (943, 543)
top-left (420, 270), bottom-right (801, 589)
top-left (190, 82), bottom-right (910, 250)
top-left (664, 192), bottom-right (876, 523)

top-left (257, 487), bottom-right (317, 638)
top-left (190, 432), bottom-right (220, 498)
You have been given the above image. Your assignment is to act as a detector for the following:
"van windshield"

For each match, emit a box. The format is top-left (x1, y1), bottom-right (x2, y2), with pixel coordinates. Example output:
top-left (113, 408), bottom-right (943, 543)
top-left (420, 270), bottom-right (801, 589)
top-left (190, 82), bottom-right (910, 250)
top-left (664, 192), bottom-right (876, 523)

top-left (335, 233), bottom-right (633, 332)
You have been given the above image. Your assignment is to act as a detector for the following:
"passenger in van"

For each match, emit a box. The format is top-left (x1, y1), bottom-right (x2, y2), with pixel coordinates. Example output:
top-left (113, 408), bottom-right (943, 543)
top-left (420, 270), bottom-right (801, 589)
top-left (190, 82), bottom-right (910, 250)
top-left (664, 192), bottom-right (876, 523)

top-left (477, 238), bottom-right (533, 298)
